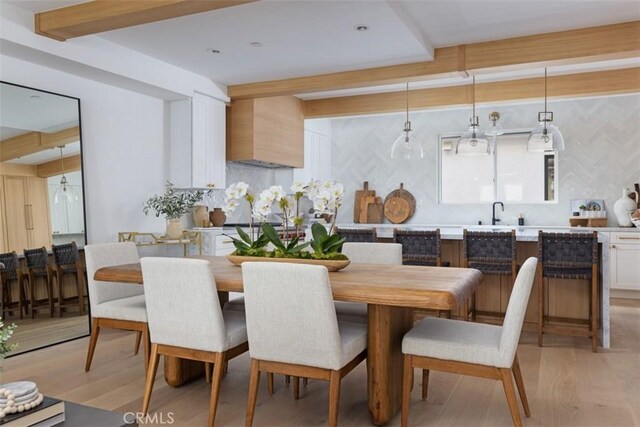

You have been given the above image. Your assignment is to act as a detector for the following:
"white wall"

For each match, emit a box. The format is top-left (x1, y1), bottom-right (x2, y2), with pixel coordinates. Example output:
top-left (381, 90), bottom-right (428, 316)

top-left (330, 94), bottom-right (640, 226)
top-left (1, 55), bottom-right (167, 243)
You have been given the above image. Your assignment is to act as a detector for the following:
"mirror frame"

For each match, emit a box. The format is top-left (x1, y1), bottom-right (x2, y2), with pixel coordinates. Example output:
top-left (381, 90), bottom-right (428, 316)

top-left (1, 80), bottom-right (90, 356)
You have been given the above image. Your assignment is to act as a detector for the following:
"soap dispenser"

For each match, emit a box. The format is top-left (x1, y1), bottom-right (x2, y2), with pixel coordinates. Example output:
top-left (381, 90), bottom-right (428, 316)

top-left (518, 214), bottom-right (525, 226)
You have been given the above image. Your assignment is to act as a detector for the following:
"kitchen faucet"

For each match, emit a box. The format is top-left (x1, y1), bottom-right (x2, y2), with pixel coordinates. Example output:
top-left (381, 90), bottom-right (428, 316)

top-left (492, 202), bottom-right (504, 225)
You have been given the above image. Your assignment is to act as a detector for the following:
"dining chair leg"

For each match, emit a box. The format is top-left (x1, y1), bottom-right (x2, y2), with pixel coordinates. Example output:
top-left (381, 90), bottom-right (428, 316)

top-left (463, 299), bottom-right (469, 321)
top-left (471, 292), bottom-right (477, 322)
top-left (208, 352), bottom-right (226, 427)
top-left (205, 363), bottom-right (212, 383)
top-left (293, 376), bottom-right (300, 400)
top-left (85, 318), bottom-right (101, 372)
top-left (402, 355), bottom-right (412, 427)
top-left (328, 370), bottom-right (341, 427)
top-left (499, 368), bottom-right (523, 427)
top-left (422, 369), bottom-right (429, 400)
top-left (511, 355), bottom-right (530, 417)
top-left (267, 372), bottom-right (274, 395)
top-left (285, 375), bottom-right (291, 385)
top-left (143, 325), bottom-right (151, 372)
top-left (246, 359), bottom-right (260, 427)
top-left (134, 331), bottom-right (142, 355)
top-left (142, 343), bottom-right (160, 415)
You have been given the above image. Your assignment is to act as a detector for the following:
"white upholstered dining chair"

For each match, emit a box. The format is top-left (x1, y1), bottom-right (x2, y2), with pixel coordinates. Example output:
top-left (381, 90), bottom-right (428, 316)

top-left (335, 242), bottom-right (403, 323)
top-left (401, 257), bottom-right (538, 427)
top-left (242, 262), bottom-right (367, 427)
top-left (84, 242), bottom-right (149, 372)
top-left (140, 257), bottom-right (248, 427)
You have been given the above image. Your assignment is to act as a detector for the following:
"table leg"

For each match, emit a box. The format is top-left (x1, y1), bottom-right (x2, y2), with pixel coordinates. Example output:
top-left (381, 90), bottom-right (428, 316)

top-left (367, 304), bottom-right (414, 425)
top-left (164, 291), bottom-right (230, 387)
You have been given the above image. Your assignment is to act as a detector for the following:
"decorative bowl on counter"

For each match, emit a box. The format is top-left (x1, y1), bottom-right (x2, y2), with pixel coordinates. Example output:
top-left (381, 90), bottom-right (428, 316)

top-left (226, 254), bottom-right (351, 272)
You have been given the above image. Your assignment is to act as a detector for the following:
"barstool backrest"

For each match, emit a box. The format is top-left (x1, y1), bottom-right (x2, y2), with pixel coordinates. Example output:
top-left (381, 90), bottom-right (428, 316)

top-left (538, 231), bottom-right (597, 278)
top-left (52, 242), bottom-right (79, 267)
top-left (23, 247), bottom-right (49, 271)
top-left (335, 228), bottom-right (376, 243)
top-left (0, 252), bottom-right (19, 280)
top-left (463, 230), bottom-right (516, 276)
top-left (393, 229), bottom-right (441, 266)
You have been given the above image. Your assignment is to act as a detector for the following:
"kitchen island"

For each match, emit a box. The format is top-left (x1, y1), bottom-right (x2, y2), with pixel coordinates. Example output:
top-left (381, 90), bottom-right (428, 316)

top-left (335, 223), bottom-right (640, 349)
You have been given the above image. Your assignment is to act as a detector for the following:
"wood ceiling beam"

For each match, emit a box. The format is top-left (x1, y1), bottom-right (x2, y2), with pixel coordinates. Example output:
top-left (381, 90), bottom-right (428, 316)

top-left (228, 46), bottom-right (467, 99)
top-left (303, 67), bottom-right (640, 118)
top-left (37, 154), bottom-right (82, 178)
top-left (229, 21), bottom-right (640, 99)
top-left (1, 127), bottom-right (80, 162)
top-left (35, 0), bottom-right (258, 41)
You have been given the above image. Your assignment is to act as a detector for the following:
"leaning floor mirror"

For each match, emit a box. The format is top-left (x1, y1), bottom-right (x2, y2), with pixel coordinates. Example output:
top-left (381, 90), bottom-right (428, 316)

top-left (0, 81), bottom-right (89, 355)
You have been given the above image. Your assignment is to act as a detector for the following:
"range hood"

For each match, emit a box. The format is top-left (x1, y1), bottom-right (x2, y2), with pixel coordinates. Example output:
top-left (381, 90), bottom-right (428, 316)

top-left (226, 95), bottom-right (304, 168)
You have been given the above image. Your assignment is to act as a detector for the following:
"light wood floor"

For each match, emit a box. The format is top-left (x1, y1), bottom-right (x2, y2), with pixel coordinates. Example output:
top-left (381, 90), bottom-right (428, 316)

top-left (5, 299), bottom-right (639, 426)
top-left (9, 314), bottom-right (89, 355)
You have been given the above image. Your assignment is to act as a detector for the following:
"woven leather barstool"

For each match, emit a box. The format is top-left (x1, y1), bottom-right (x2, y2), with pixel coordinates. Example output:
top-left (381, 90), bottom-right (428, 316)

top-left (0, 252), bottom-right (27, 319)
top-left (52, 242), bottom-right (86, 317)
top-left (537, 231), bottom-right (598, 352)
top-left (463, 230), bottom-right (517, 322)
top-left (23, 247), bottom-right (55, 318)
top-left (335, 227), bottom-right (376, 243)
top-left (393, 229), bottom-right (446, 266)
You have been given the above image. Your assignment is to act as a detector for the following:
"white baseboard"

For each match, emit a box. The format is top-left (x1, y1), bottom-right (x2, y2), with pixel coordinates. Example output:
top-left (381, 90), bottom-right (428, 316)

top-left (610, 289), bottom-right (640, 300)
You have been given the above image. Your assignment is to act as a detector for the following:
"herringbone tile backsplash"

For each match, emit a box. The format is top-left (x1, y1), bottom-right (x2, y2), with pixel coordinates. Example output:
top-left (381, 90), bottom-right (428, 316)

top-left (330, 94), bottom-right (640, 226)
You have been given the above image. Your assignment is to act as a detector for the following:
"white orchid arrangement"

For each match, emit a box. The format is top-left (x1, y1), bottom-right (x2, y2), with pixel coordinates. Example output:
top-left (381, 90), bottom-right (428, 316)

top-left (223, 179), bottom-right (344, 242)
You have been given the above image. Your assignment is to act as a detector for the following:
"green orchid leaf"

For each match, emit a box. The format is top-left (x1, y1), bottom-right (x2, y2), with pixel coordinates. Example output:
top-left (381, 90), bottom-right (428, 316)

top-left (262, 224), bottom-right (285, 250)
top-left (236, 226), bottom-right (252, 244)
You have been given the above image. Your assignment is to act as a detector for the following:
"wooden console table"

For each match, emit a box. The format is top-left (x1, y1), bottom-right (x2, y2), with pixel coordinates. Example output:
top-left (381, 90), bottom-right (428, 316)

top-left (118, 231), bottom-right (203, 256)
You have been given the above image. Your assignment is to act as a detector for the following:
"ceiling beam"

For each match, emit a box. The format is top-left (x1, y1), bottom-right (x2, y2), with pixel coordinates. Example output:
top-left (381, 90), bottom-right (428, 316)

top-left (303, 67), bottom-right (640, 118)
top-left (35, 0), bottom-right (258, 41)
top-left (229, 21), bottom-right (640, 99)
top-left (37, 154), bottom-right (82, 178)
top-left (228, 46), bottom-right (467, 99)
top-left (1, 127), bottom-right (80, 162)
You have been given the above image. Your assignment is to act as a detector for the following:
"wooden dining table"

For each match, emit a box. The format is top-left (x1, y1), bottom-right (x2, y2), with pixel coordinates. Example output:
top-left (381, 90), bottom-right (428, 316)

top-left (94, 255), bottom-right (482, 426)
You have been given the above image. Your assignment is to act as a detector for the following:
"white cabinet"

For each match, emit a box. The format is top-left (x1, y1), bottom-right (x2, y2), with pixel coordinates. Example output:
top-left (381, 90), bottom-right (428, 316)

top-left (170, 92), bottom-right (226, 189)
top-left (293, 119), bottom-right (331, 183)
top-left (610, 232), bottom-right (640, 291)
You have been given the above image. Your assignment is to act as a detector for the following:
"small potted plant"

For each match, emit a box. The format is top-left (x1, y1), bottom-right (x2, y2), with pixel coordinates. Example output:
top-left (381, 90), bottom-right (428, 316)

top-left (579, 204), bottom-right (587, 217)
top-left (143, 182), bottom-right (211, 239)
top-left (0, 318), bottom-right (18, 385)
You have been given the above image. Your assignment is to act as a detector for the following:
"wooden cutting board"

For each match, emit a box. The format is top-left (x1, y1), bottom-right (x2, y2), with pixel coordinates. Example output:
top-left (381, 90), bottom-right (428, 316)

top-left (353, 181), bottom-right (376, 223)
top-left (359, 195), bottom-right (376, 223)
top-left (366, 197), bottom-right (384, 224)
top-left (384, 183), bottom-right (416, 224)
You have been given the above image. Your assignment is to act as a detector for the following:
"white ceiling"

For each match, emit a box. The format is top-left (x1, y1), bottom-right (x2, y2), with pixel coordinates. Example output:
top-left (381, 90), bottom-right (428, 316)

top-left (7, 0), bottom-right (640, 90)
top-left (96, 0), bottom-right (640, 85)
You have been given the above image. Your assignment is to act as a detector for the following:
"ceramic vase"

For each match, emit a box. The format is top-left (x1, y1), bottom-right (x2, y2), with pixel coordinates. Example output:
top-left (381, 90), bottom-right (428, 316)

top-left (165, 218), bottom-right (183, 239)
top-left (210, 208), bottom-right (226, 227)
top-left (613, 188), bottom-right (637, 227)
top-left (192, 205), bottom-right (209, 228)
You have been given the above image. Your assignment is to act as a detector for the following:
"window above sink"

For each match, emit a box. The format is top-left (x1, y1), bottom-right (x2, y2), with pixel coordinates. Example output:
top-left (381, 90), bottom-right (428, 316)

top-left (439, 130), bottom-right (557, 204)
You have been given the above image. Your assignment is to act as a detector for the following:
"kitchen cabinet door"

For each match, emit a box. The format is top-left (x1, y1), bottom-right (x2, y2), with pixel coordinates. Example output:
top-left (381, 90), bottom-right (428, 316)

top-left (192, 93), bottom-right (226, 189)
top-left (611, 242), bottom-right (640, 291)
top-left (3, 176), bottom-right (29, 252)
top-left (27, 177), bottom-right (52, 250)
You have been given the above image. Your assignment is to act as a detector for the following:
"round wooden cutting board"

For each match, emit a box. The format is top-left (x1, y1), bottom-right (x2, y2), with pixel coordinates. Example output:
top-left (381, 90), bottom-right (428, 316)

top-left (384, 183), bottom-right (416, 224)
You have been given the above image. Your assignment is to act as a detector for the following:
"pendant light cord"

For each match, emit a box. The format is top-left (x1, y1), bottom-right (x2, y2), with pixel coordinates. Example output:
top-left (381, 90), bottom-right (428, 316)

top-left (472, 76), bottom-right (476, 120)
top-left (544, 68), bottom-right (548, 113)
top-left (406, 82), bottom-right (409, 124)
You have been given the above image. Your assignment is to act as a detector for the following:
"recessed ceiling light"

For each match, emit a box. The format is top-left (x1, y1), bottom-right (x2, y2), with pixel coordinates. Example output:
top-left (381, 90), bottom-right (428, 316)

top-left (208, 48), bottom-right (221, 54)
top-left (355, 25), bottom-right (369, 32)
top-left (250, 41), bottom-right (263, 47)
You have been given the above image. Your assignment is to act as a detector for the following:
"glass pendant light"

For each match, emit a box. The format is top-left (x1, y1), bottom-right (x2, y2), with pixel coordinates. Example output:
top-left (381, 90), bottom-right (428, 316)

top-left (391, 82), bottom-right (424, 160)
top-left (485, 111), bottom-right (504, 136)
top-left (456, 76), bottom-right (489, 156)
top-left (54, 146), bottom-right (79, 204)
top-left (528, 68), bottom-right (565, 152)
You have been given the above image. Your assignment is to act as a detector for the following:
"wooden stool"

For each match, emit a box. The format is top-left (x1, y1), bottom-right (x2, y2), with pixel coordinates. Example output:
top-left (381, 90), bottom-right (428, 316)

top-left (537, 231), bottom-right (599, 352)
top-left (0, 252), bottom-right (28, 319)
top-left (463, 230), bottom-right (517, 322)
top-left (335, 227), bottom-right (377, 243)
top-left (52, 242), bottom-right (86, 317)
top-left (23, 247), bottom-right (55, 318)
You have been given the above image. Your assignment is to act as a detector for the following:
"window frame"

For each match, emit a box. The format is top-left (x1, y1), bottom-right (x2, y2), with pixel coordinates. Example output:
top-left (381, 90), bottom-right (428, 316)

top-left (437, 129), bottom-right (559, 205)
